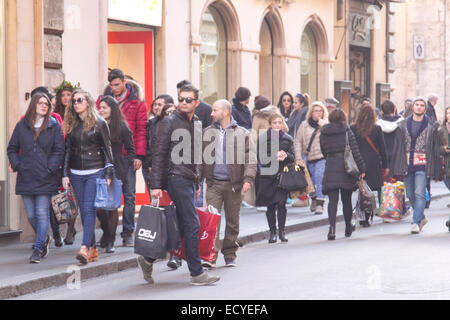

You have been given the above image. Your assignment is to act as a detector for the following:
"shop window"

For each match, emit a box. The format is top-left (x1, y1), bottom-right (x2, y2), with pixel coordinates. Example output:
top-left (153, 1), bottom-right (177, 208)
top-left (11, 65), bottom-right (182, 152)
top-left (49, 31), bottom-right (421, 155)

top-left (301, 25), bottom-right (318, 101)
top-left (200, 7), bottom-right (227, 105)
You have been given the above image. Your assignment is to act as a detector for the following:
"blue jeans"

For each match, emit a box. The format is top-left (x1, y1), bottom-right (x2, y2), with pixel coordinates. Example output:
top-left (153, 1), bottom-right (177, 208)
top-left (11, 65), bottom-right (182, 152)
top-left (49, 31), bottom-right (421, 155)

top-left (305, 157), bottom-right (326, 200)
top-left (22, 195), bottom-right (51, 251)
top-left (445, 177), bottom-right (450, 191)
top-left (167, 175), bottom-right (204, 277)
top-left (404, 171), bottom-right (427, 225)
top-left (70, 171), bottom-right (102, 248)
top-left (121, 167), bottom-right (136, 237)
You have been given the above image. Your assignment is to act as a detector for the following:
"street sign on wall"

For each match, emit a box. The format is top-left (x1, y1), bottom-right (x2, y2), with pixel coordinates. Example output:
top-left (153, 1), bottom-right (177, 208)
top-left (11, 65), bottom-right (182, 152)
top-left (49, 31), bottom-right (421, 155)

top-left (413, 35), bottom-right (425, 60)
top-left (108, 0), bottom-right (162, 27)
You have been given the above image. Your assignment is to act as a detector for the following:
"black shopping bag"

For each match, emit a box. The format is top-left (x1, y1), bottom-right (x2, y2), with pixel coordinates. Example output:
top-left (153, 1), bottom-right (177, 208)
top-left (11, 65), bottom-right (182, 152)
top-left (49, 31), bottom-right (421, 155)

top-left (164, 205), bottom-right (181, 251)
top-left (134, 205), bottom-right (168, 260)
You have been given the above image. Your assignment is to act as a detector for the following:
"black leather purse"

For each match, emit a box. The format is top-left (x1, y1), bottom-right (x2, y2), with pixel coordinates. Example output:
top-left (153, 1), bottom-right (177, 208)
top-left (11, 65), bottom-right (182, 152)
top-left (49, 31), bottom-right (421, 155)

top-left (279, 163), bottom-right (308, 192)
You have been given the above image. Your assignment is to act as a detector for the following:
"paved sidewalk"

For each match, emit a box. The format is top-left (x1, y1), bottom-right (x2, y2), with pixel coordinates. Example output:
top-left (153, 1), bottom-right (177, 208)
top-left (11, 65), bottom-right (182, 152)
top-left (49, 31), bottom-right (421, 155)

top-left (1, 182), bottom-right (449, 299)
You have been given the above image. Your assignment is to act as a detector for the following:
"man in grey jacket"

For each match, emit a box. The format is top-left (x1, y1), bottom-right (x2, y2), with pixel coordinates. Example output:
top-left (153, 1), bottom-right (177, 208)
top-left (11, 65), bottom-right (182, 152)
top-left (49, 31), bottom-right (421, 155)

top-left (199, 99), bottom-right (257, 268)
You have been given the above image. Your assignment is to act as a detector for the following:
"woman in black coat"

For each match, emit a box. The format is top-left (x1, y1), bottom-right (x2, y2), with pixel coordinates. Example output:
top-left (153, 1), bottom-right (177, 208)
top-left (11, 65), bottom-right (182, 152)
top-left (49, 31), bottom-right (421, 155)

top-left (256, 114), bottom-right (295, 243)
top-left (7, 93), bottom-right (65, 263)
top-left (351, 105), bottom-right (388, 226)
top-left (97, 96), bottom-right (135, 253)
top-left (320, 109), bottom-right (366, 240)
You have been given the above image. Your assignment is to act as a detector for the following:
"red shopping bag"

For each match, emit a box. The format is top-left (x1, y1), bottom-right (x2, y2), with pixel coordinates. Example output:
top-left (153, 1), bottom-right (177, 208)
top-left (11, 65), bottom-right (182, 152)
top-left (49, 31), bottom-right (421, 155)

top-left (170, 206), bottom-right (221, 262)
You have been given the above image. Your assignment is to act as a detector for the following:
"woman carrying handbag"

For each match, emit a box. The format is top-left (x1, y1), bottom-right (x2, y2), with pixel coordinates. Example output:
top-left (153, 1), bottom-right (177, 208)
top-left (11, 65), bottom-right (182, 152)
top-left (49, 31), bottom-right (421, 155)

top-left (7, 93), bottom-right (65, 263)
top-left (62, 89), bottom-right (114, 264)
top-left (351, 105), bottom-right (388, 227)
top-left (320, 109), bottom-right (366, 240)
top-left (256, 114), bottom-right (295, 243)
top-left (97, 96), bottom-right (135, 253)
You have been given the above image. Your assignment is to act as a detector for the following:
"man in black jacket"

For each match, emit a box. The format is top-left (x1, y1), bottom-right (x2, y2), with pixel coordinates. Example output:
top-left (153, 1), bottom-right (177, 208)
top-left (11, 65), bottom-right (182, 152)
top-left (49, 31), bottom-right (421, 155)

top-left (177, 80), bottom-right (212, 208)
top-left (140, 84), bottom-right (220, 286)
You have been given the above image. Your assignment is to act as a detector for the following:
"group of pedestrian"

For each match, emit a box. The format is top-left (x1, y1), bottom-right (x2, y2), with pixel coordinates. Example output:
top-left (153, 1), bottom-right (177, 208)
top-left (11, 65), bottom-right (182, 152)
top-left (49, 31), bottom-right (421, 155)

top-left (7, 69), bottom-right (449, 287)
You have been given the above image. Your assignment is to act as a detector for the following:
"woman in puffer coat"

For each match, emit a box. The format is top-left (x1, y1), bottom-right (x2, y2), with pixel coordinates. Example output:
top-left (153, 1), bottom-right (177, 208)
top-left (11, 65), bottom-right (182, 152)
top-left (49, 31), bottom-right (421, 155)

top-left (320, 109), bottom-right (366, 240)
top-left (7, 93), bottom-right (65, 263)
top-left (294, 101), bottom-right (328, 214)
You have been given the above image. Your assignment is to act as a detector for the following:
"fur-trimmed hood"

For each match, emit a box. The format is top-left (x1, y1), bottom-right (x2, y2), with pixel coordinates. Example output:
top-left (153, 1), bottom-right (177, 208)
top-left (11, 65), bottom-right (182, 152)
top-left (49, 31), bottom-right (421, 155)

top-left (252, 105), bottom-right (279, 120)
top-left (102, 79), bottom-right (145, 103)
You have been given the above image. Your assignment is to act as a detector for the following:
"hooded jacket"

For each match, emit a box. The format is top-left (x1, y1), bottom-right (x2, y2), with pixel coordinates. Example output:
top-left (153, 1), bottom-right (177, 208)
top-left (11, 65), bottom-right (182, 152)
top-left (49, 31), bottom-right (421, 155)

top-left (97, 80), bottom-right (148, 158)
top-left (377, 115), bottom-right (407, 177)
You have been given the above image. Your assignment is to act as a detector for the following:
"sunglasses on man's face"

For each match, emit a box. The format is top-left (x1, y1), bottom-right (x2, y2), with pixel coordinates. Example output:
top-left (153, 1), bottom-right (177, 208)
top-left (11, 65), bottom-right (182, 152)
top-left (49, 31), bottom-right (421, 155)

top-left (178, 97), bottom-right (197, 104)
top-left (73, 98), bottom-right (85, 105)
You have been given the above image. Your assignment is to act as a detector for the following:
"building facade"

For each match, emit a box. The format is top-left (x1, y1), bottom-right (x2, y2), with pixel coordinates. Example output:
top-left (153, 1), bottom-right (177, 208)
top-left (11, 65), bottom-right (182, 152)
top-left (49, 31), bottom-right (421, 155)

top-left (2, 0), bottom-right (410, 243)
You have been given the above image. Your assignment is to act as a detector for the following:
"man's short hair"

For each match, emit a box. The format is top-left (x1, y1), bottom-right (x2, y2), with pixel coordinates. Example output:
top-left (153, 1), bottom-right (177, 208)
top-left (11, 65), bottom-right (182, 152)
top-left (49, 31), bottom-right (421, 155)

top-left (380, 100), bottom-right (395, 115)
top-left (428, 94), bottom-right (438, 102)
top-left (108, 69), bottom-right (125, 83)
top-left (177, 80), bottom-right (192, 90)
top-left (179, 84), bottom-right (199, 100)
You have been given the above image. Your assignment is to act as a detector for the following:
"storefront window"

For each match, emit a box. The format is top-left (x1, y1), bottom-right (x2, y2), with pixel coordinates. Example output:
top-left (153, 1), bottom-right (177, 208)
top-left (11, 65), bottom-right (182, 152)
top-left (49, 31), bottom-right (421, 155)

top-left (0, 0), bottom-right (7, 230)
top-left (200, 7), bottom-right (227, 105)
top-left (301, 26), bottom-right (318, 101)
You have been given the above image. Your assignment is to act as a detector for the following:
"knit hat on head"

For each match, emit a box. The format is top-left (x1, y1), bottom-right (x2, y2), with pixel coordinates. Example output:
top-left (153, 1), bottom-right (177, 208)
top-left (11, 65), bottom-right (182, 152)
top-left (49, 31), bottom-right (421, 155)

top-left (254, 95), bottom-right (271, 111)
top-left (235, 87), bottom-right (252, 102)
top-left (413, 96), bottom-right (427, 106)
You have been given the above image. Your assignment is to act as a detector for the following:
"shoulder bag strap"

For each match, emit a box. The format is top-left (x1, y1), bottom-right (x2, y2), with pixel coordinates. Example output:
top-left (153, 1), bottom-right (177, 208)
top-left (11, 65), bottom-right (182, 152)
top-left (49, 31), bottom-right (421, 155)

top-left (365, 136), bottom-right (379, 154)
top-left (306, 127), bottom-right (320, 153)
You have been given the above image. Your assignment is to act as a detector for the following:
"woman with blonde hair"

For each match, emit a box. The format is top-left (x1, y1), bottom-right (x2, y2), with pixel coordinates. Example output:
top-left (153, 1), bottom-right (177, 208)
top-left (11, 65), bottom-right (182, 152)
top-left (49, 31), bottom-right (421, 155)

top-left (294, 101), bottom-right (329, 214)
top-left (63, 89), bottom-right (114, 264)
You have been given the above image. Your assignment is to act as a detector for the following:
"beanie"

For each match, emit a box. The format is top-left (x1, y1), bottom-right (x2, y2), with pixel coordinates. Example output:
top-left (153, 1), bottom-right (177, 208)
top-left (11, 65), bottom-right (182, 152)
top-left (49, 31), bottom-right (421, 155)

top-left (413, 96), bottom-right (427, 106)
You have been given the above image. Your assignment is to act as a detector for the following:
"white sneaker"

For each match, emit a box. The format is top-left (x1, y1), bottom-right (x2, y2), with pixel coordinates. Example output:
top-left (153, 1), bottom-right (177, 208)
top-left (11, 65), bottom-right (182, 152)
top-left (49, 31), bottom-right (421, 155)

top-left (241, 201), bottom-right (254, 208)
top-left (411, 224), bottom-right (420, 234)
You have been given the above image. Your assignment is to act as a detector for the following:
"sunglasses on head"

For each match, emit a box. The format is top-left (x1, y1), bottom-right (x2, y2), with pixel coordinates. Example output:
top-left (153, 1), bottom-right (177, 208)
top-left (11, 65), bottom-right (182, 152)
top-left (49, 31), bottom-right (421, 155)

top-left (178, 97), bottom-right (197, 104)
top-left (73, 98), bottom-right (85, 105)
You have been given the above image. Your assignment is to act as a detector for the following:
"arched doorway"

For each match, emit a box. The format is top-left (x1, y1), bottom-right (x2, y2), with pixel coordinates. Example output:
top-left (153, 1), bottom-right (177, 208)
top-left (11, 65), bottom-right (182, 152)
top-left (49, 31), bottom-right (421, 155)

top-left (300, 16), bottom-right (330, 102)
top-left (199, 0), bottom-right (241, 103)
top-left (259, 8), bottom-right (286, 104)
top-left (301, 25), bottom-right (318, 101)
top-left (199, 7), bottom-right (227, 105)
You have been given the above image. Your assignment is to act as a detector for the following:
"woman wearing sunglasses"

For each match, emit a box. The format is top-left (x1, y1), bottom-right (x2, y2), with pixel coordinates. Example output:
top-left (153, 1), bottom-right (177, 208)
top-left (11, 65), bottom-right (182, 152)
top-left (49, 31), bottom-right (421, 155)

top-left (7, 93), bottom-right (65, 263)
top-left (62, 89), bottom-right (114, 264)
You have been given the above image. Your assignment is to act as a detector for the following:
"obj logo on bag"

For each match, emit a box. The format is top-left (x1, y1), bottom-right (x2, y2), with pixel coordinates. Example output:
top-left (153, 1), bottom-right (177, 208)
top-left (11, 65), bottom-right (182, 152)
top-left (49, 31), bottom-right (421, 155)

top-left (137, 228), bottom-right (157, 242)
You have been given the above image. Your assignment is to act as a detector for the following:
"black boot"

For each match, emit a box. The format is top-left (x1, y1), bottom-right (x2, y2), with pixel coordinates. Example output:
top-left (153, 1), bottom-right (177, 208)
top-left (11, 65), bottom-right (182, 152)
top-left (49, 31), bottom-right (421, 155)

top-left (345, 225), bottom-right (353, 238)
top-left (268, 230), bottom-right (277, 244)
top-left (279, 229), bottom-right (288, 242)
top-left (167, 254), bottom-right (179, 269)
top-left (105, 242), bottom-right (115, 253)
top-left (53, 232), bottom-right (63, 248)
top-left (328, 226), bottom-right (336, 241)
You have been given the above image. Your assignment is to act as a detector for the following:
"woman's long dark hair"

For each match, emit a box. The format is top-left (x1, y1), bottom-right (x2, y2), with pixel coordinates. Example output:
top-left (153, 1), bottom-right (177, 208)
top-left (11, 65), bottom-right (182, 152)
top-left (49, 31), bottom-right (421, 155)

top-left (354, 105), bottom-right (377, 138)
top-left (277, 91), bottom-right (293, 118)
top-left (100, 96), bottom-right (127, 143)
top-left (54, 89), bottom-right (71, 120)
top-left (24, 93), bottom-right (53, 140)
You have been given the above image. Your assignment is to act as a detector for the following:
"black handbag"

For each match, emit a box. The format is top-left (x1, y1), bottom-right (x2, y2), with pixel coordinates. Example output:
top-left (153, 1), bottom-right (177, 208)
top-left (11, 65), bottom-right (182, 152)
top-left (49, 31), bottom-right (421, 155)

top-left (279, 163), bottom-right (308, 192)
top-left (344, 129), bottom-right (360, 178)
top-left (51, 186), bottom-right (80, 224)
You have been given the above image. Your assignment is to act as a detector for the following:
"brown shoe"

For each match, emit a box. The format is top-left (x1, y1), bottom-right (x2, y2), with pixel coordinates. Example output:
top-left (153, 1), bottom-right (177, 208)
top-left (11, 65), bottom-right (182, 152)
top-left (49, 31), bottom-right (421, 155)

top-left (88, 247), bottom-right (99, 262)
top-left (76, 245), bottom-right (89, 264)
top-left (293, 198), bottom-right (309, 208)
